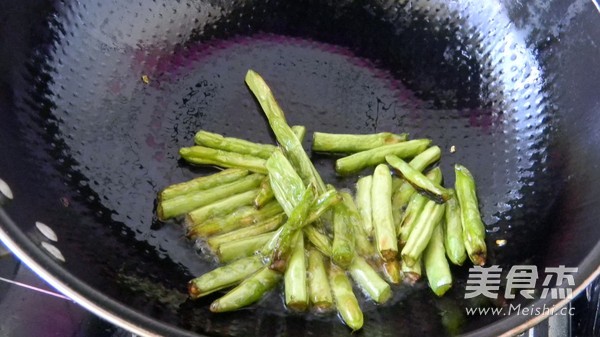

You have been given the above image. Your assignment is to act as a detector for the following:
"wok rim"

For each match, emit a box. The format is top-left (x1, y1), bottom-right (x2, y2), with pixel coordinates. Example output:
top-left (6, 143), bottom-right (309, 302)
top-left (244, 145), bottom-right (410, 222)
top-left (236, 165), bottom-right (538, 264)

top-left (1, 208), bottom-right (599, 337)
top-left (0, 209), bottom-right (198, 337)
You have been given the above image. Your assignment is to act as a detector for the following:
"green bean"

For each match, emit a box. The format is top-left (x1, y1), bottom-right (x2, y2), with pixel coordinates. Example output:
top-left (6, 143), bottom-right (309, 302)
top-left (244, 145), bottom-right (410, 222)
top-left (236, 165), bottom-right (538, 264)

top-left (159, 168), bottom-right (249, 201)
top-left (355, 175), bottom-right (374, 235)
top-left (401, 200), bottom-right (445, 267)
top-left (304, 226), bottom-right (332, 257)
top-left (291, 125), bottom-right (307, 143)
top-left (188, 256), bottom-right (264, 299)
top-left (266, 149), bottom-right (306, 216)
top-left (158, 173), bottom-right (263, 220)
top-left (340, 191), bottom-right (374, 258)
top-left (391, 184), bottom-right (409, 233)
top-left (397, 192), bottom-right (428, 246)
top-left (412, 145), bottom-right (441, 167)
top-left (386, 155), bottom-right (451, 203)
top-left (207, 214), bottom-right (286, 250)
top-left (335, 139), bottom-right (431, 176)
top-left (180, 146), bottom-right (268, 174)
top-left (402, 257), bottom-right (422, 284)
top-left (306, 188), bottom-right (341, 224)
top-left (312, 132), bottom-right (409, 153)
top-left (194, 130), bottom-right (276, 159)
top-left (254, 176), bottom-right (275, 209)
top-left (245, 70), bottom-right (326, 192)
top-left (380, 258), bottom-right (402, 284)
top-left (262, 189), bottom-right (338, 262)
top-left (210, 266), bottom-right (281, 312)
top-left (454, 164), bottom-right (487, 266)
top-left (217, 232), bottom-right (274, 263)
top-left (398, 167), bottom-right (443, 246)
top-left (424, 225), bottom-right (452, 296)
top-left (186, 189), bottom-right (259, 226)
top-left (391, 146), bottom-right (442, 225)
top-left (307, 248), bottom-right (334, 312)
top-left (348, 256), bottom-right (392, 304)
top-left (284, 233), bottom-right (308, 311)
top-left (371, 164), bottom-right (397, 261)
top-left (332, 200), bottom-right (355, 268)
top-left (408, 145), bottom-right (441, 170)
top-left (392, 176), bottom-right (403, 191)
top-left (392, 179), bottom-right (416, 210)
top-left (188, 201), bottom-right (283, 238)
top-left (444, 190), bottom-right (467, 266)
top-left (329, 264), bottom-right (363, 331)
top-left (269, 187), bottom-right (315, 272)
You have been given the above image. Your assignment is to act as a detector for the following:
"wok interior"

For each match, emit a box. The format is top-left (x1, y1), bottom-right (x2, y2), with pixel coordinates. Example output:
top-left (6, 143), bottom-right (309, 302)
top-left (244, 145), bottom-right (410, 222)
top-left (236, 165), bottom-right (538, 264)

top-left (0, 0), bottom-right (598, 336)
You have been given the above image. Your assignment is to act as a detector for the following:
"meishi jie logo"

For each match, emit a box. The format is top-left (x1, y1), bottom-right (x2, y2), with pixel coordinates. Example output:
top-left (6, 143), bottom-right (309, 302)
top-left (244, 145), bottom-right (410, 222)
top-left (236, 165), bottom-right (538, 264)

top-left (463, 265), bottom-right (578, 317)
top-left (464, 265), bottom-right (578, 300)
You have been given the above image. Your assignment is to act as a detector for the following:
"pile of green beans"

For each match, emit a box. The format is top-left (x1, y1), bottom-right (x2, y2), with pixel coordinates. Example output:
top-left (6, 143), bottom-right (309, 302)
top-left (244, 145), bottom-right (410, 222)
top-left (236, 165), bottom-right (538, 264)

top-left (157, 70), bottom-right (487, 331)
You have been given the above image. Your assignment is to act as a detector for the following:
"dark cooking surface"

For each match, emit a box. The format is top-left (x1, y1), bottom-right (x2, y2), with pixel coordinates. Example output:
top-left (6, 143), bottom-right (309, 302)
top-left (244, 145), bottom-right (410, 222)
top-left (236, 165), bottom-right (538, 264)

top-left (0, 0), bottom-right (599, 336)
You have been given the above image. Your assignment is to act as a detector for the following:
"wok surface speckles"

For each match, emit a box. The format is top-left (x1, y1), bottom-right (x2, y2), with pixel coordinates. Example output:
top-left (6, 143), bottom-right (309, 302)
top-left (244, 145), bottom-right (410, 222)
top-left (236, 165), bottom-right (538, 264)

top-left (1, 0), bottom-right (596, 336)
top-left (0, 179), bottom-right (14, 202)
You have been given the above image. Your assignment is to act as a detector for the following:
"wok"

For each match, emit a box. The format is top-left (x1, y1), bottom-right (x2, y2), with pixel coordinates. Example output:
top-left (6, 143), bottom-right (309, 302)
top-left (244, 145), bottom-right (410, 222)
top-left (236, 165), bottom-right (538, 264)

top-left (0, 0), bottom-right (599, 336)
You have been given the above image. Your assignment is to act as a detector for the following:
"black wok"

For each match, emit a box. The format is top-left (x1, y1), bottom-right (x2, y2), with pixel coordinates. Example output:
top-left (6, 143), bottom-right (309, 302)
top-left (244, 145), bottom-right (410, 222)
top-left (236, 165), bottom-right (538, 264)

top-left (0, 0), bottom-right (599, 336)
